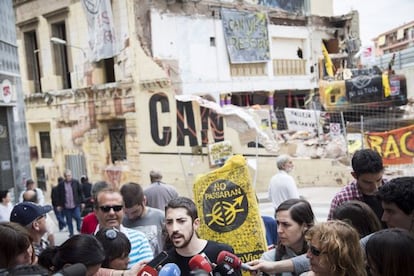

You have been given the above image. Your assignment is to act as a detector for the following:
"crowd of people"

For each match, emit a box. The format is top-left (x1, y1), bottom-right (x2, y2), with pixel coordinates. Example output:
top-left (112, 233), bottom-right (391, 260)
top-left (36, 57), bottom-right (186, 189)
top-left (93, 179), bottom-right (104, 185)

top-left (0, 149), bottom-right (413, 276)
top-left (250, 149), bottom-right (414, 276)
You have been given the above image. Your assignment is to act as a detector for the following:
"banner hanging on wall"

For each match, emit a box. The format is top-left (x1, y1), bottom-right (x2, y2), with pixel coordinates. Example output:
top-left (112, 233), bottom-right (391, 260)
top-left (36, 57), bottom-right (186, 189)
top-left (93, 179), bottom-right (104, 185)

top-left (221, 8), bottom-right (270, 64)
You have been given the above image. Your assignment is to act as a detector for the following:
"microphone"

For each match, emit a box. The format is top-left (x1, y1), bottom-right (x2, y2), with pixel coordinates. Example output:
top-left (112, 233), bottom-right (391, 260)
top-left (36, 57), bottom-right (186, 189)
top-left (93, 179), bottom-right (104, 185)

top-left (212, 263), bottom-right (236, 276)
top-left (188, 254), bottom-right (213, 274)
top-left (137, 251), bottom-right (169, 276)
top-left (158, 263), bottom-right (181, 276)
top-left (190, 269), bottom-right (210, 276)
top-left (52, 263), bottom-right (87, 276)
top-left (137, 265), bottom-right (158, 276)
top-left (216, 251), bottom-right (253, 271)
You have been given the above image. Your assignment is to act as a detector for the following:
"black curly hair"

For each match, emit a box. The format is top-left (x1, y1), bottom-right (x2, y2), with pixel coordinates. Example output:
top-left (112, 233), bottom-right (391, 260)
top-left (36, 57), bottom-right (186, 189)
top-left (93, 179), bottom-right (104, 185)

top-left (377, 177), bottom-right (414, 215)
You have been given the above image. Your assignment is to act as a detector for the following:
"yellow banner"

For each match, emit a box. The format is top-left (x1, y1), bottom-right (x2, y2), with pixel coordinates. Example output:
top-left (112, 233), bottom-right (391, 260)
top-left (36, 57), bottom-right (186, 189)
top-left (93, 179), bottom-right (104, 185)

top-left (322, 43), bottom-right (334, 77)
top-left (193, 155), bottom-right (267, 265)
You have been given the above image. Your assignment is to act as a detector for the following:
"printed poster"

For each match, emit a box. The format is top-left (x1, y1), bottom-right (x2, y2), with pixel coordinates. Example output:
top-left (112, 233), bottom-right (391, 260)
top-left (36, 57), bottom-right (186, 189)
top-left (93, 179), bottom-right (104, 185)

top-left (194, 155), bottom-right (267, 267)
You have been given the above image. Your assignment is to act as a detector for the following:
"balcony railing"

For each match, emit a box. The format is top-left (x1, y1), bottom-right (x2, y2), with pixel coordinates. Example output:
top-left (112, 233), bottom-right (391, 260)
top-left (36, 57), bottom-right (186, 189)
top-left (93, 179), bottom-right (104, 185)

top-left (229, 59), bottom-right (307, 77)
top-left (230, 63), bottom-right (267, 77)
top-left (273, 59), bottom-right (306, 76)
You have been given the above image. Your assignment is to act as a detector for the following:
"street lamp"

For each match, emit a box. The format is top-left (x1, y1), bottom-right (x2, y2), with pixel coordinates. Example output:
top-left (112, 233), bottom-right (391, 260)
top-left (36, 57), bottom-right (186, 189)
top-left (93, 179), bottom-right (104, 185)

top-left (50, 37), bottom-right (87, 58)
top-left (50, 37), bottom-right (87, 88)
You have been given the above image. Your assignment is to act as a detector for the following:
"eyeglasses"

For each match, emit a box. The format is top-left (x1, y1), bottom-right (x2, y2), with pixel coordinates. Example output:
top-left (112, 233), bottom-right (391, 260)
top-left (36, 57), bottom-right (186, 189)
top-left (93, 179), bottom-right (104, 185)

top-left (35, 214), bottom-right (46, 221)
top-left (308, 244), bottom-right (323, 256)
top-left (99, 205), bottom-right (123, 213)
top-left (105, 228), bottom-right (119, 240)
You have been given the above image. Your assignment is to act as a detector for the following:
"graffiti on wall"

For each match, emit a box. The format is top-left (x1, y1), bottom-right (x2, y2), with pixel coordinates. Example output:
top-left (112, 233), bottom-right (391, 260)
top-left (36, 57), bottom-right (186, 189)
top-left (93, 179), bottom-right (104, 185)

top-left (221, 8), bottom-right (270, 64)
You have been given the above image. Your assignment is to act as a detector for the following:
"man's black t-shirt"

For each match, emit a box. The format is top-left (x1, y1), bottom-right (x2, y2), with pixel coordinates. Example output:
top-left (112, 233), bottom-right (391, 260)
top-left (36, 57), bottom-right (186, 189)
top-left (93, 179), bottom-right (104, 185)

top-left (362, 193), bottom-right (386, 228)
top-left (165, 240), bottom-right (241, 276)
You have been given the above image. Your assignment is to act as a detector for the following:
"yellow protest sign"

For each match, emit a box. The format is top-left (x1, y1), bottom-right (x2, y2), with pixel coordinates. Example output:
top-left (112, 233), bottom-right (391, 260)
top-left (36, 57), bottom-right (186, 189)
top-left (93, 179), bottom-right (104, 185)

top-left (193, 154), bottom-right (267, 265)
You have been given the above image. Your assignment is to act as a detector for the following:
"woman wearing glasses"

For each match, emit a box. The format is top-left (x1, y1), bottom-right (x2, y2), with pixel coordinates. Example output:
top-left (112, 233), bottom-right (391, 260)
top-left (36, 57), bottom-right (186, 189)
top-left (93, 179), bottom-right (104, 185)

top-left (299, 220), bottom-right (366, 276)
top-left (96, 227), bottom-right (131, 270)
top-left (260, 198), bottom-right (315, 276)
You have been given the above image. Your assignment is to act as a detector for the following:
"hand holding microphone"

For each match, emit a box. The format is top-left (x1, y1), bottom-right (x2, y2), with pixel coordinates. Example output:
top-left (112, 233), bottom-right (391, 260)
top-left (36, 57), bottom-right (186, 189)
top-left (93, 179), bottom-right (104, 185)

top-left (216, 251), bottom-right (254, 271)
top-left (212, 263), bottom-right (236, 276)
top-left (188, 254), bottom-right (213, 274)
top-left (137, 251), bottom-right (169, 276)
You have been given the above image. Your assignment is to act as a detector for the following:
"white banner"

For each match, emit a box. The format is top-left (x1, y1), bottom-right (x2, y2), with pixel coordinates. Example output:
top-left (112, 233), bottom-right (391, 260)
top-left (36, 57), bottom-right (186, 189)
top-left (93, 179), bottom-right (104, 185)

top-left (284, 108), bottom-right (322, 134)
top-left (82, 0), bottom-right (119, 62)
top-left (175, 95), bottom-right (280, 153)
top-left (360, 44), bottom-right (375, 66)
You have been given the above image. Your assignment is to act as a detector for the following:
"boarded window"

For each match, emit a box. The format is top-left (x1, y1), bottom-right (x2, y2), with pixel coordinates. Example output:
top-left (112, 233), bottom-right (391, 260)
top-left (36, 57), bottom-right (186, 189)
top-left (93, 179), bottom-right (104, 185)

top-left (39, 131), bottom-right (52, 158)
top-left (109, 122), bottom-right (126, 163)
top-left (24, 31), bottom-right (42, 92)
top-left (51, 22), bottom-right (71, 89)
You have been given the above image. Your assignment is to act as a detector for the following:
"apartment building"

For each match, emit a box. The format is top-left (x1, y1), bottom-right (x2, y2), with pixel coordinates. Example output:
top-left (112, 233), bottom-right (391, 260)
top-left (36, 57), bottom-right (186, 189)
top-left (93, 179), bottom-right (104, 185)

top-left (13, 0), bottom-right (356, 194)
top-left (0, 0), bottom-right (30, 194)
top-left (374, 20), bottom-right (414, 56)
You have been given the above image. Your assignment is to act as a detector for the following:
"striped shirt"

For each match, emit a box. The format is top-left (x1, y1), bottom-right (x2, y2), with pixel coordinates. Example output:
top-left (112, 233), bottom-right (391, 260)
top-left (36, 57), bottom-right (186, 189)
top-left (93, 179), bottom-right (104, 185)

top-left (121, 225), bottom-right (154, 268)
top-left (94, 224), bottom-right (153, 269)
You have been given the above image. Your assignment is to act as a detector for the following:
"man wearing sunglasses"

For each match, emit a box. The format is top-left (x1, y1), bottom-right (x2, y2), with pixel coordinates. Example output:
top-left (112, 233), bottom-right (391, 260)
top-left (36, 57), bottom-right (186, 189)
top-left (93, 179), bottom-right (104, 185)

top-left (94, 188), bottom-right (153, 268)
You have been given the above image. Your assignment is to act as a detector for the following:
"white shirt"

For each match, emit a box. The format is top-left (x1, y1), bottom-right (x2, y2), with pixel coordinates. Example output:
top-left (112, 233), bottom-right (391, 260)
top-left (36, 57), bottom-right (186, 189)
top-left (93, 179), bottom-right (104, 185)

top-left (268, 170), bottom-right (300, 209)
top-left (0, 202), bottom-right (13, 222)
top-left (19, 188), bottom-right (45, 206)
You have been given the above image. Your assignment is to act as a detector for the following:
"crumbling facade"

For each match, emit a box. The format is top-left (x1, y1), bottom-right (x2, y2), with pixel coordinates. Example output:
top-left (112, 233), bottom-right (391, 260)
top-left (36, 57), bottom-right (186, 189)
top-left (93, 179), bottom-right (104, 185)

top-left (14, 0), bottom-right (358, 195)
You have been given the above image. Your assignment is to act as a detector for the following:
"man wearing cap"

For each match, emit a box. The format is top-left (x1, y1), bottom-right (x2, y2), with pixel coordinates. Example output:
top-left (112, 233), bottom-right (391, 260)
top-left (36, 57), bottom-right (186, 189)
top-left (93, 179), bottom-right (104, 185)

top-left (10, 201), bottom-right (53, 256)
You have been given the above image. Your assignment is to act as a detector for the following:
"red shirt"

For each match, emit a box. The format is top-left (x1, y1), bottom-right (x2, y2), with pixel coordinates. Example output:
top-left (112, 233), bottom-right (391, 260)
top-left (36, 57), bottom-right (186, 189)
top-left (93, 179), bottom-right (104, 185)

top-left (80, 212), bottom-right (98, 234)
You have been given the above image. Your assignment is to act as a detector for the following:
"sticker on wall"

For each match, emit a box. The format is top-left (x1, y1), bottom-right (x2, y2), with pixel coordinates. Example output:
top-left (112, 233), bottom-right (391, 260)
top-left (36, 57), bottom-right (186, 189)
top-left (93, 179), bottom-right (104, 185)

top-left (1, 79), bottom-right (12, 104)
top-left (1, 160), bottom-right (11, 170)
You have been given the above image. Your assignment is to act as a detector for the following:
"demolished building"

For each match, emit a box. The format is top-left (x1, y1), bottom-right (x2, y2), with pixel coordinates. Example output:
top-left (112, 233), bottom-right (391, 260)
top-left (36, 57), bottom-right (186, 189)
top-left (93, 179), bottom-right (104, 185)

top-left (14, 0), bottom-right (359, 195)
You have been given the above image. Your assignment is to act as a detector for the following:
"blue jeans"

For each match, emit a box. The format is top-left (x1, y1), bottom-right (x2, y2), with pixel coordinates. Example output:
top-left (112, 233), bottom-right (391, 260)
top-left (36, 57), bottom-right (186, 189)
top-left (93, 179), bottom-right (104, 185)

top-left (63, 206), bottom-right (82, 236)
top-left (53, 207), bottom-right (66, 230)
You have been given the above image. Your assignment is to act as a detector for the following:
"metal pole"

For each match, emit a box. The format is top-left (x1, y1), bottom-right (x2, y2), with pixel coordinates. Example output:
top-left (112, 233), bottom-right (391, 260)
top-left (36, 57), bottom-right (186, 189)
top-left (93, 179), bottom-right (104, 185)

top-left (253, 134), bottom-right (258, 189)
top-left (360, 115), bottom-right (364, 149)
top-left (340, 111), bottom-right (348, 155)
top-left (312, 101), bottom-right (321, 145)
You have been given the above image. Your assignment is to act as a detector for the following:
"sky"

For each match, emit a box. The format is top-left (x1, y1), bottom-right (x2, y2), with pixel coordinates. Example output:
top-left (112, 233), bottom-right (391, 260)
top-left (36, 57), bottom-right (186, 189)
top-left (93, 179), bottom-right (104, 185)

top-left (333, 0), bottom-right (414, 45)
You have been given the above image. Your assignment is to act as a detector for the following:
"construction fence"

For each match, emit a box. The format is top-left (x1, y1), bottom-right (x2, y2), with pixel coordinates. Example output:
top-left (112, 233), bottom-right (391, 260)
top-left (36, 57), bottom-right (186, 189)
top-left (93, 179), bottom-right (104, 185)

top-left (272, 102), bottom-right (414, 177)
